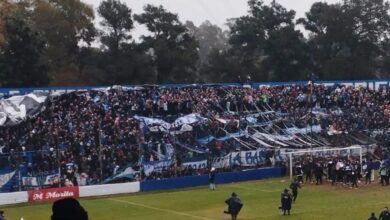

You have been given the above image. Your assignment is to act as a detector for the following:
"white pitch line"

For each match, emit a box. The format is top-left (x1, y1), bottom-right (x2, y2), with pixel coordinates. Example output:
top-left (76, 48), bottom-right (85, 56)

top-left (108, 198), bottom-right (213, 220)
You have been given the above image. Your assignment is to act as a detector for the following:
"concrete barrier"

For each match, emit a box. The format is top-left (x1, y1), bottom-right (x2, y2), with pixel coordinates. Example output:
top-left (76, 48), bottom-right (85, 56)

top-left (79, 182), bottom-right (140, 198)
top-left (0, 191), bottom-right (28, 206)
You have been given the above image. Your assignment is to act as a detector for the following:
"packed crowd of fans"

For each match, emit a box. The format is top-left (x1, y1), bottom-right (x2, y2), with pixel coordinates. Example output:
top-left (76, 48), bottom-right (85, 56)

top-left (0, 84), bottom-right (390, 188)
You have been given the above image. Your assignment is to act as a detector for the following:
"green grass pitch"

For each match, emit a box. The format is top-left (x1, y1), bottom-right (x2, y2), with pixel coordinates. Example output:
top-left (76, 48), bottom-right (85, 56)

top-left (2, 177), bottom-right (389, 220)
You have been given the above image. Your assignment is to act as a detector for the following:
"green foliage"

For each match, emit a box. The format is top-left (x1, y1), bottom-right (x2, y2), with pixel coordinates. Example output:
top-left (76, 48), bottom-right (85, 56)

top-left (220, 0), bottom-right (310, 81)
top-left (135, 5), bottom-right (199, 83)
top-left (298, 0), bottom-right (390, 79)
top-left (1, 0), bottom-right (390, 86)
top-left (32, 0), bottom-right (96, 67)
top-left (186, 20), bottom-right (229, 65)
top-left (98, 0), bottom-right (134, 53)
top-left (199, 49), bottom-right (241, 83)
top-left (263, 26), bottom-right (312, 81)
top-left (0, 13), bottom-right (50, 87)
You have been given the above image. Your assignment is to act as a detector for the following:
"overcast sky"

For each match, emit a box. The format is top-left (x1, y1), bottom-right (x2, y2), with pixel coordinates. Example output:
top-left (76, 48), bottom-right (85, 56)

top-left (83, 0), bottom-right (340, 40)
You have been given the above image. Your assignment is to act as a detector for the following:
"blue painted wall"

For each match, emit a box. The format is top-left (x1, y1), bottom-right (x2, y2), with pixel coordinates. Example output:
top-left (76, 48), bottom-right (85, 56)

top-left (140, 167), bottom-right (282, 192)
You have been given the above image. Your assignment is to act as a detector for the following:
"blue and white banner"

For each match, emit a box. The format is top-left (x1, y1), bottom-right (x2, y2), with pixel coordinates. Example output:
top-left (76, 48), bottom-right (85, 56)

top-left (284, 125), bottom-right (322, 135)
top-left (0, 170), bottom-right (16, 189)
top-left (0, 93), bottom-right (47, 126)
top-left (104, 167), bottom-right (140, 183)
top-left (134, 116), bottom-right (171, 131)
top-left (22, 173), bottom-right (60, 186)
top-left (212, 149), bottom-right (268, 168)
top-left (182, 160), bottom-right (208, 170)
top-left (22, 176), bottom-right (39, 186)
top-left (135, 113), bottom-right (206, 132)
top-left (196, 132), bottom-right (246, 145)
top-left (143, 160), bottom-right (173, 176)
top-left (171, 113), bottom-right (207, 128)
top-left (43, 174), bottom-right (60, 185)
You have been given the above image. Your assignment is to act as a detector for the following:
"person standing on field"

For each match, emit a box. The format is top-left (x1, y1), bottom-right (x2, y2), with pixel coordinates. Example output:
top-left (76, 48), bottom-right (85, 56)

top-left (280, 189), bottom-right (293, 215)
top-left (225, 192), bottom-right (243, 220)
top-left (379, 207), bottom-right (390, 220)
top-left (289, 178), bottom-right (301, 203)
top-left (368, 212), bottom-right (378, 220)
top-left (379, 163), bottom-right (388, 186)
top-left (0, 211), bottom-right (6, 220)
top-left (209, 167), bottom-right (216, 190)
top-left (295, 164), bottom-right (303, 184)
top-left (364, 160), bottom-right (373, 184)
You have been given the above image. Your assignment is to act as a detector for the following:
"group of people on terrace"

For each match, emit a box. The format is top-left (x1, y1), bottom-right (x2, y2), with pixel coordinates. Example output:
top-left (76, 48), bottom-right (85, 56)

top-left (0, 83), bottom-right (389, 190)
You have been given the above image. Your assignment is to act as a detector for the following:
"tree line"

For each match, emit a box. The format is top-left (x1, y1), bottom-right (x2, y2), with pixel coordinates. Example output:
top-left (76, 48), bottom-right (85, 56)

top-left (0, 0), bottom-right (389, 87)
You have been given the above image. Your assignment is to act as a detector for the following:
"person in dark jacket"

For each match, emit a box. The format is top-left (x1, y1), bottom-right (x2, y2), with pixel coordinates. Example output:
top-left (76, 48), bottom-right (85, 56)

top-left (364, 160), bottom-right (373, 184)
top-left (209, 167), bottom-right (216, 190)
top-left (368, 212), bottom-right (378, 220)
top-left (351, 167), bottom-right (358, 188)
top-left (289, 178), bottom-right (301, 203)
top-left (304, 160), bottom-right (314, 183)
top-left (0, 211), bottom-right (6, 220)
top-left (379, 207), bottom-right (390, 220)
top-left (379, 164), bottom-right (388, 186)
top-left (295, 164), bottom-right (303, 183)
top-left (225, 192), bottom-right (243, 220)
top-left (280, 189), bottom-right (293, 215)
top-left (51, 198), bottom-right (88, 220)
top-left (314, 163), bottom-right (323, 185)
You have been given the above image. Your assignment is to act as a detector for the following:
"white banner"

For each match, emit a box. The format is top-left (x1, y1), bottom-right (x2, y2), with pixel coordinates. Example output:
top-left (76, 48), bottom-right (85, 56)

top-left (43, 174), bottom-right (60, 185)
top-left (279, 145), bottom-right (368, 158)
top-left (212, 149), bottom-right (268, 168)
top-left (171, 113), bottom-right (207, 128)
top-left (143, 160), bottom-right (173, 176)
top-left (22, 177), bottom-right (39, 186)
top-left (22, 173), bottom-right (60, 186)
top-left (182, 160), bottom-right (207, 170)
top-left (284, 125), bottom-right (322, 135)
top-left (135, 113), bottom-right (206, 132)
top-left (0, 170), bottom-right (16, 189)
top-left (134, 116), bottom-right (171, 131)
top-left (0, 93), bottom-right (47, 126)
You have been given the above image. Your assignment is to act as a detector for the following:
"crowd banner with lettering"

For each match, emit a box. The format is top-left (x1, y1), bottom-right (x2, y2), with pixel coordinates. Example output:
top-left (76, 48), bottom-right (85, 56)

top-left (284, 125), bottom-right (322, 135)
top-left (28, 186), bottom-right (79, 203)
top-left (182, 160), bottom-right (208, 170)
top-left (279, 145), bottom-right (371, 158)
top-left (143, 160), bottom-right (173, 176)
top-left (212, 149), bottom-right (268, 168)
